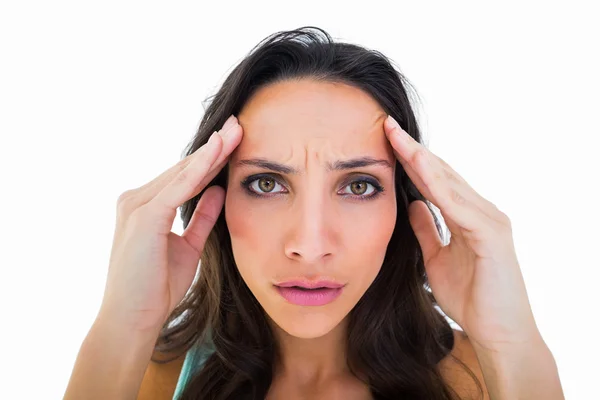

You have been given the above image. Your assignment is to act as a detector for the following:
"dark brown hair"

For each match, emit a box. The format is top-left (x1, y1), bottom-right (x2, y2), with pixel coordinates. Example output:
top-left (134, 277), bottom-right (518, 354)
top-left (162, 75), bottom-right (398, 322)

top-left (151, 26), bottom-right (483, 399)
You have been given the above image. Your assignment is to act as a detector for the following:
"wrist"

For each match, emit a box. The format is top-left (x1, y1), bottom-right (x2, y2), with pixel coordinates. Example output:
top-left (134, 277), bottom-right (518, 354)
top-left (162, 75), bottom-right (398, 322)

top-left (64, 314), bottom-right (161, 399)
top-left (97, 300), bottom-right (167, 336)
top-left (88, 316), bottom-right (159, 394)
top-left (471, 335), bottom-right (564, 400)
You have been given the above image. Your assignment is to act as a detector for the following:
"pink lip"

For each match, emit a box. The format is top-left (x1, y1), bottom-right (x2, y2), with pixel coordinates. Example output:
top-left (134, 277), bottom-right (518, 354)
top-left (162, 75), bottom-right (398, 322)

top-left (275, 280), bottom-right (345, 289)
top-left (275, 286), bottom-right (343, 306)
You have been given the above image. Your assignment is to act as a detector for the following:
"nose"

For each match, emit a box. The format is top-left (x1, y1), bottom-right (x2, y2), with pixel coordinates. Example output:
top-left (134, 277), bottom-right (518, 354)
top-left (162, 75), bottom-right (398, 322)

top-left (284, 194), bottom-right (336, 264)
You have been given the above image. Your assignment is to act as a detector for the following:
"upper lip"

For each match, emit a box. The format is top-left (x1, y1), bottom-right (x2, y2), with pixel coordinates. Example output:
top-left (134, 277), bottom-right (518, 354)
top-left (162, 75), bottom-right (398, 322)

top-left (275, 279), bottom-right (345, 289)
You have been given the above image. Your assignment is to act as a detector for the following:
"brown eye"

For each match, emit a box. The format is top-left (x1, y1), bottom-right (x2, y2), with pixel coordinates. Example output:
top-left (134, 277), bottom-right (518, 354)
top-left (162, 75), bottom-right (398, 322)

top-left (350, 181), bottom-right (368, 195)
top-left (242, 174), bottom-right (288, 197)
top-left (258, 177), bottom-right (276, 192)
top-left (340, 179), bottom-right (380, 198)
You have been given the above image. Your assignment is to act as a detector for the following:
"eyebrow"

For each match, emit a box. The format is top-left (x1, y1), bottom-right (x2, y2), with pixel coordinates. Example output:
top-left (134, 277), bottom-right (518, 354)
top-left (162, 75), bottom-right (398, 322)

top-left (235, 156), bottom-right (393, 174)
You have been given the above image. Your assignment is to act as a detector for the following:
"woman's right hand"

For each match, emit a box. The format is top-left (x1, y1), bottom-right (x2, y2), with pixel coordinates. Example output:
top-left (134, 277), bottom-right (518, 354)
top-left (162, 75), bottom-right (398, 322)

top-left (97, 115), bottom-right (242, 333)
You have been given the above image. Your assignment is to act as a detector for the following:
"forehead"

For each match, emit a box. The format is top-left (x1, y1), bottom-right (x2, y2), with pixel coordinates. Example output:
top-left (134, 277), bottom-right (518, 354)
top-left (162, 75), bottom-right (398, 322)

top-left (233, 79), bottom-right (393, 163)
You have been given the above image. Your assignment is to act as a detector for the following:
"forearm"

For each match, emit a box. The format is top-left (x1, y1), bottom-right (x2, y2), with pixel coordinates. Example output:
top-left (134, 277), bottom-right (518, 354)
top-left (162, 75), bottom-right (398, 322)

top-left (472, 335), bottom-right (564, 400)
top-left (63, 313), bottom-right (160, 400)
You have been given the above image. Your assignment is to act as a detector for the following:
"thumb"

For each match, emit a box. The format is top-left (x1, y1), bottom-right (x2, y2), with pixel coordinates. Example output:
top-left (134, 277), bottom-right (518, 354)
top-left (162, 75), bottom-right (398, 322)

top-left (408, 200), bottom-right (443, 266)
top-left (182, 185), bottom-right (226, 254)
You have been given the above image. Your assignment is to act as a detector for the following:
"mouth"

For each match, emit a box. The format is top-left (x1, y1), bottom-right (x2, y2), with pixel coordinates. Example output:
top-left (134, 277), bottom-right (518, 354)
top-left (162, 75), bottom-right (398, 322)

top-left (274, 285), bottom-right (344, 306)
top-left (274, 279), bottom-right (345, 290)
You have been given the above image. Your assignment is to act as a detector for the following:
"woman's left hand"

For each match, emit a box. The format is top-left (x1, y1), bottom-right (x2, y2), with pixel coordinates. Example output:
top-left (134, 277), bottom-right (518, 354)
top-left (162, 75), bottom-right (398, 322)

top-left (384, 115), bottom-right (541, 352)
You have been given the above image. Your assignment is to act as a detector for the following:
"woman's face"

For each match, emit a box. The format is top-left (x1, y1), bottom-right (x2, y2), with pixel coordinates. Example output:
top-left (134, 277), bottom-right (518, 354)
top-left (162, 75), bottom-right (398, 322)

top-left (225, 79), bottom-right (397, 339)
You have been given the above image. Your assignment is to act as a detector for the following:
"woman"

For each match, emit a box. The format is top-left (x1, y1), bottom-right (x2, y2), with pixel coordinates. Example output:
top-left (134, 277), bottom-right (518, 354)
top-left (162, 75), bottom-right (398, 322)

top-left (64, 27), bottom-right (563, 399)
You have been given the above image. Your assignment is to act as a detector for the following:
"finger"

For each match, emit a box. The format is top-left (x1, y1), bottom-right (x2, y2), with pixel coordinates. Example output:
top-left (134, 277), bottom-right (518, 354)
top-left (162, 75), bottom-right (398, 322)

top-left (394, 150), bottom-right (470, 241)
top-left (407, 200), bottom-right (444, 265)
top-left (434, 155), bottom-right (504, 223)
top-left (189, 122), bottom-right (242, 193)
top-left (385, 116), bottom-right (494, 214)
top-left (181, 185), bottom-right (226, 255)
top-left (384, 115), bottom-right (501, 233)
top-left (133, 115), bottom-right (240, 208)
top-left (196, 157), bottom-right (228, 191)
top-left (152, 132), bottom-right (224, 211)
top-left (149, 124), bottom-right (239, 206)
top-left (151, 120), bottom-right (241, 204)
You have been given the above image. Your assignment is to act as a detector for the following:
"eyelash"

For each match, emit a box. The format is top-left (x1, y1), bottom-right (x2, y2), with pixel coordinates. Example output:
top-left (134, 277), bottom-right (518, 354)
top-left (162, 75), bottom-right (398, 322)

top-left (240, 173), bottom-right (385, 202)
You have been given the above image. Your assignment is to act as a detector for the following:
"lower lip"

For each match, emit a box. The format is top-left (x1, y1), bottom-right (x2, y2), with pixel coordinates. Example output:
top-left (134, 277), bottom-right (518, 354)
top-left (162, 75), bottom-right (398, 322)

top-left (275, 286), bottom-right (343, 306)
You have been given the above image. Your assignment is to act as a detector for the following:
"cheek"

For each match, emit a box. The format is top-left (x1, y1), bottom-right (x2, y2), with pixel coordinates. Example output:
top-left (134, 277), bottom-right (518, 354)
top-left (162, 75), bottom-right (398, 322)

top-left (350, 199), bottom-right (396, 245)
top-left (225, 193), bottom-right (273, 243)
top-left (224, 191), bottom-right (246, 239)
top-left (225, 192), bottom-right (254, 255)
top-left (225, 191), bottom-right (273, 280)
top-left (343, 199), bottom-right (397, 278)
top-left (371, 200), bottom-right (397, 251)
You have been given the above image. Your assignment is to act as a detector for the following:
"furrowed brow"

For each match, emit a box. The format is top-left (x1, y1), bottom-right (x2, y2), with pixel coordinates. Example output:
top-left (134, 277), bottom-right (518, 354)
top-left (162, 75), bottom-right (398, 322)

top-left (235, 158), bottom-right (298, 174)
top-left (328, 156), bottom-right (393, 171)
top-left (235, 156), bottom-right (392, 174)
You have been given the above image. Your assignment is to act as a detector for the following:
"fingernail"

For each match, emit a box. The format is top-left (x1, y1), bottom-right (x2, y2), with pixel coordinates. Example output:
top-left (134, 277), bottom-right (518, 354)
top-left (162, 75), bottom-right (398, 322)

top-left (387, 114), bottom-right (400, 130)
top-left (222, 114), bottom-right (237, 132)
top-left (386, 115), bottom-right (411, 142)
top-left (222, 122), bottom-right (239, 141)
top-left (207, 131), bottom-right (218, 145)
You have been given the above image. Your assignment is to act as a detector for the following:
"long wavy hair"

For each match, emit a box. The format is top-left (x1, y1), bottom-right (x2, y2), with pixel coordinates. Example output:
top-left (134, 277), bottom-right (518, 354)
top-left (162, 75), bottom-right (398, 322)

top-left (150, 26), bottom-right (483, 399)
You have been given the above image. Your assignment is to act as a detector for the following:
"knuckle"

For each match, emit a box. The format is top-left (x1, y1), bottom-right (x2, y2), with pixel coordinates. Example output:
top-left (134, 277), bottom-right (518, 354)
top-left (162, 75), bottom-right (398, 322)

top-left (174, 167), bottom-right (193, 185)
top-left (451, 188), bottom-right (467, 205)
top-left (443, 167), bottom-right (463, 185)
top-left (494, 207), bottom-right (512, 227)
top-left (195, 210), bottom-right (217, 227)
top-left (174, 162), bottom-right (205, 193)
top-left (117, 189), bottom-right (136, 204)
top-left (501, 212), bottom-right (512, 227)
top-left (116, 189), bottom-right (139, 215)
top-left (175, 157), bottom-right (190, 173)
top-left (413, 148), bottom-right (429, 165)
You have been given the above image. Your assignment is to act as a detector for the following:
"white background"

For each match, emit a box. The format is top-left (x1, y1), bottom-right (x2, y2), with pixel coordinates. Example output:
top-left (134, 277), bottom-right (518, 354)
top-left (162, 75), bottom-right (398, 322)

top-left (1, 1), bottom-right (598, 398)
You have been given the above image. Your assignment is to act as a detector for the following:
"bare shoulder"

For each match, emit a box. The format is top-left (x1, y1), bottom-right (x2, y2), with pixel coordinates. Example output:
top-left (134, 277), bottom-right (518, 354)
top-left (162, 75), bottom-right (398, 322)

top-left (438, 329), bottom-right (490, 400)
top-left (137, 350), bottom-right (186, 400)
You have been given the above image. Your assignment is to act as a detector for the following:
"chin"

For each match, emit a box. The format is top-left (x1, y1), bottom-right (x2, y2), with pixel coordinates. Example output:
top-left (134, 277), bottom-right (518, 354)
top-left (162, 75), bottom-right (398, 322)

top-left (266, 309), bottom-right (347, 339)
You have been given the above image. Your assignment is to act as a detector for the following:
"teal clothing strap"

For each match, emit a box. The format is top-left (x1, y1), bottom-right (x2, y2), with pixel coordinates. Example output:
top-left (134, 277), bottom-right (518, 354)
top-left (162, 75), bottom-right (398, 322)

top-left (173, 332), bottom-right (216, 399)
